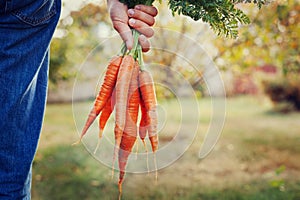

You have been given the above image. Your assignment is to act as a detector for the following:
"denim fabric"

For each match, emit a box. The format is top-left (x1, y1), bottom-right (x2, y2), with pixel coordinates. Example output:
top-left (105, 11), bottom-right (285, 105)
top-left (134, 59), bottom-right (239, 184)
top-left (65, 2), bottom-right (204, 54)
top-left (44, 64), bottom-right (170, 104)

top-left (0, 0), bottom-right (61, 199)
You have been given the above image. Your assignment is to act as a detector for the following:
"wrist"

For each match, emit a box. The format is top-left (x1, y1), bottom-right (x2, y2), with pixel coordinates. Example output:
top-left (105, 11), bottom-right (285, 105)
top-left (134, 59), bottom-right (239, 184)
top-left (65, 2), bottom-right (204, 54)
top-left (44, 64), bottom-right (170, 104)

top-left (107, 0), bottom-right (118, 9)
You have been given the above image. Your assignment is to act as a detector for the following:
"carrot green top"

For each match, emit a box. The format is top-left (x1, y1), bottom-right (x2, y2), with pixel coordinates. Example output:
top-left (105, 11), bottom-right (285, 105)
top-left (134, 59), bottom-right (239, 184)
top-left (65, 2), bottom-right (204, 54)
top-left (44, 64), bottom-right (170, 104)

top-left (118, 0), bottom-right (267, 70)
top-left (119, 0), bottom-right (155, 8)
top-left (119, 0), bottom-right (267, 38)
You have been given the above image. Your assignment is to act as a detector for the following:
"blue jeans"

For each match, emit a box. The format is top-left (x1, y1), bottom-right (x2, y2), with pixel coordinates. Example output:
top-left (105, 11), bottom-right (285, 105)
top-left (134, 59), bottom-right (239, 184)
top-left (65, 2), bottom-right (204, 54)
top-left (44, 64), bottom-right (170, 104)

top-left (0, 0), bottom-right (61, 199)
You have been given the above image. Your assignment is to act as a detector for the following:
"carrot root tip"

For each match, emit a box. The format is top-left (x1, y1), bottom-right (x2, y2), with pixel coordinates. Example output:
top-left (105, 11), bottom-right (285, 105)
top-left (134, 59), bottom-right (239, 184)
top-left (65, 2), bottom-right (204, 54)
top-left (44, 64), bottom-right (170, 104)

top-left (141, 140), bottom-right (146, 150)
top-left (143, 141), bottom-right (150, 174)
top-left (111, 167), bottom-right (115, 180)
top-left (93, 129), bottom-right (103, 154)
top-left (71, 139), bottom-right (81, 146)
top-left (111, 144), bottom-right (119, 180)
top-left (153, 153), bottom-right (158, 182)
top-left (118, 177), bottom-right (124, 192)
top-left (98, 129), bottom-right (103, 138)
top-left (118, 182), bottom-right (123, 200)
top-left (118, 173), bottom-right (124, 200)
top-left (93, 140), bottom-right (100, 155)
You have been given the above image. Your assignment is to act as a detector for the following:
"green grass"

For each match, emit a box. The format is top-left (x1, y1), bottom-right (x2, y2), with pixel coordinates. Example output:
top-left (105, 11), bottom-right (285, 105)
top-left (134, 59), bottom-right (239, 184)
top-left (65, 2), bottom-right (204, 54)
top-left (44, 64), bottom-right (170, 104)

top-left (188, 182), bottom-right (300, 200)
top-left (32, 145), bottom-right (119, 200)
top-left (32, 96), bottom-right (300, 199)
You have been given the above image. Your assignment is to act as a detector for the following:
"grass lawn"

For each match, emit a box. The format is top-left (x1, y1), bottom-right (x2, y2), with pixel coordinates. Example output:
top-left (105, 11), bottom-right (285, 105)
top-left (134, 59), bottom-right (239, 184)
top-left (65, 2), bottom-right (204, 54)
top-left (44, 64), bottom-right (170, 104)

top-left (32, 96), bottom-right (300, 200)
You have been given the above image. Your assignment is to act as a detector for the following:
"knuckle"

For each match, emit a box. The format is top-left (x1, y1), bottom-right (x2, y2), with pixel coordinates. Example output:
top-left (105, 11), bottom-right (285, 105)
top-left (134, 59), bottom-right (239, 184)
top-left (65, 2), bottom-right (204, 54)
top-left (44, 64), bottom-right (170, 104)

top-left (113, 21), bottom-right (123, 31)
top-left (113, 23), bottom-right (120, 31)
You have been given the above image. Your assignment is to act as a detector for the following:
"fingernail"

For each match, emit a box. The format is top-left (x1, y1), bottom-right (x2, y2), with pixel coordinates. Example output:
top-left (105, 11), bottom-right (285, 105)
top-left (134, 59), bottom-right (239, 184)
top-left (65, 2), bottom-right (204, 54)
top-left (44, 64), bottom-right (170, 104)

top-left (126, 41), bottom-right (132, 50)
top-left (129, 18), bottom-right (136, 25)
top-left (128, 9), bottom-right (134, 16)
top-left (135, 5), bottom-right (141, 10)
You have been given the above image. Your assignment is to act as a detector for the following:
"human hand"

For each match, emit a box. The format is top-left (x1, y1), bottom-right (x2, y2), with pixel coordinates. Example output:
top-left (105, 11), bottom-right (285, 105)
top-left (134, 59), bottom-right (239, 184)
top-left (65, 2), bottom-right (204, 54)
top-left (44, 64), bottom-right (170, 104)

top-left (108, 0), bottom-right (158, 52)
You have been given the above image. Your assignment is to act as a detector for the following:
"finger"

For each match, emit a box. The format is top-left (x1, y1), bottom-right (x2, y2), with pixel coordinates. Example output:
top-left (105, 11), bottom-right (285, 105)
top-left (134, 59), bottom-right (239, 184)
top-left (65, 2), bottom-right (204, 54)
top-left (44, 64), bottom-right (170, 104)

top-left (113, 21), bottom-right (133, 50)
top-left (134, 5), bottom-right (158, 17)
top-left (128, 9), bottom-right (155, 26)
top-left (138, 34), bottom-right (151, 52)
top-left (129, 19), bottom-right (154, 38)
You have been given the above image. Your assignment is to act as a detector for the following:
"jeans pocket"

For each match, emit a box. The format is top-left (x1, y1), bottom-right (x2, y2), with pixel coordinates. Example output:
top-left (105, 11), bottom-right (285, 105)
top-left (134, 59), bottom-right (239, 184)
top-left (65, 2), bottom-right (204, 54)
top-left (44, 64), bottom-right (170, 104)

top-left (11, 0), bottom-right (57, 26)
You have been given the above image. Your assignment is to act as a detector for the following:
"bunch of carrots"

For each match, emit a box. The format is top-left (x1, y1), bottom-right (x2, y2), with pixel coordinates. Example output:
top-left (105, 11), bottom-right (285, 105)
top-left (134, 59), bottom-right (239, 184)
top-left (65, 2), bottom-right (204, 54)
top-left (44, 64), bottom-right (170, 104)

top-left (73, 28), bottom-right (159, 197)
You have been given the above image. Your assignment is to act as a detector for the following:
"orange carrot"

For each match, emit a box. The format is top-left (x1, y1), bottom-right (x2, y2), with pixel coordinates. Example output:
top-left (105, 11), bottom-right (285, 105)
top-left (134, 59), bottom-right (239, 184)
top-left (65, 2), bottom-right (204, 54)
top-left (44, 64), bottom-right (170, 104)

top-left (138, 70), bottom-right (158, 152)
top-left (138, 97), bottom-right (149, 146)
top-left (94, 91), bottom-right (116, 154)
top-left (74, 56), bottom-right (122, 144)
top-left (99, 91), bottom-right (116, 137)
top-left (118, 61), bottom-right (140, 195)
top-left (138, 97), bottom-right (150, 173)
top-left (123, 61), bottom-right (140, 137)
top-left (118, 134), bottom-right (136, 198)
top-left (112, 55), bottom-right (135, 176)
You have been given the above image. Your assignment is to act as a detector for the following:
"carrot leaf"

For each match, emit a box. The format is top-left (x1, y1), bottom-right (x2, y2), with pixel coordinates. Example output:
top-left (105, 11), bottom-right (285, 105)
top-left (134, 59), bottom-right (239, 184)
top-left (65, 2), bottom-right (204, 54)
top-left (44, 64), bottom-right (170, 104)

top-left (119, 0), bottom-right (267, 38)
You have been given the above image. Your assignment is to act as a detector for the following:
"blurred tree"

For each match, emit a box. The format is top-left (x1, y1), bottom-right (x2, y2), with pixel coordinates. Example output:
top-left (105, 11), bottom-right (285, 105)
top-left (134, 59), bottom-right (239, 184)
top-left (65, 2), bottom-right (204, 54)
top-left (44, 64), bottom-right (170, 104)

top-left (49, 3), bottom-right (110, 86)
top-left (144, 7), bottom-right (209, 98)
top-left (49, 1), bottom-right (272, 99)
top-left (121, 0), bottom-right (267, 38)
top-left (50, 37), bottom-right (70, 84)
top-left (214, 0), bottom-right (300, 76)
top-left (212, 0), bottom-right (300, 110)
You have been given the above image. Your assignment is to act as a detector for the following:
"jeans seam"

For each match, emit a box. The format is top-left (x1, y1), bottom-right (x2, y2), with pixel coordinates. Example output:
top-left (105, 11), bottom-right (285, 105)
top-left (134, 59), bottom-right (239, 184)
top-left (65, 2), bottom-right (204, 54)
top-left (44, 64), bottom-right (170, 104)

top-left (5, 0), bottom-right (12, 13)
top-left (11, 0), bottom-right (57, 26)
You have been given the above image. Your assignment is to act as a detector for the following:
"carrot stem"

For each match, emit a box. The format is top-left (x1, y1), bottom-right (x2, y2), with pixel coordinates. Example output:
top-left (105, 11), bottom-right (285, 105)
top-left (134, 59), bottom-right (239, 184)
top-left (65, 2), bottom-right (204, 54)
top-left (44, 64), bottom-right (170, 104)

top-left (120, 42), bottom-right (127, 56)
top-left (123, 29), bottom-right (145, 71)
top-left (137, 44), bottom-right (146, 71)
top-left (129, 29), bottom-right (140, 57)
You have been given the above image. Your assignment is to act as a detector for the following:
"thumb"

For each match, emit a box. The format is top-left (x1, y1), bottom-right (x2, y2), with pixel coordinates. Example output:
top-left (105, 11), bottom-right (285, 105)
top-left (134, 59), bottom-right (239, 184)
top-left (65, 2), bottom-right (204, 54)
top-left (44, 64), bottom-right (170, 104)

top-left (113, 21), bottom-right (133, 50)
